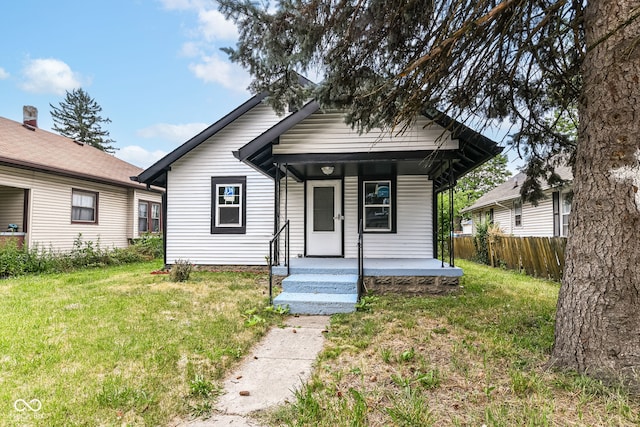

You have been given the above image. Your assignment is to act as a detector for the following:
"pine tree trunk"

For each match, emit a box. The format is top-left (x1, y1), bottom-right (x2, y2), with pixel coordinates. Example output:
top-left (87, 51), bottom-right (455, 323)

top-left (551, 0), bottom-right (640, 382)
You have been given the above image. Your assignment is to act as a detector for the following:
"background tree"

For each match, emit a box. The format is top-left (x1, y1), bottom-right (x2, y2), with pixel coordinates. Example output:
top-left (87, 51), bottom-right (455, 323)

top-left (219, 0), bottom-right (640, 383)
top-left (50, 88), bottom-right (117, 153)
top-left (456, 153), bottom-right (511, 217)
top-left (440, 153), bottom-right (511, 233)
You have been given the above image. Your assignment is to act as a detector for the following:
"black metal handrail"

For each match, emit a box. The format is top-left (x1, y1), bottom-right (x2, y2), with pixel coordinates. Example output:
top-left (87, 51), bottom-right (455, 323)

top-left (357, 218), bottom-right (364, 300)
top-left (268, 220), bottom-right (290, 305)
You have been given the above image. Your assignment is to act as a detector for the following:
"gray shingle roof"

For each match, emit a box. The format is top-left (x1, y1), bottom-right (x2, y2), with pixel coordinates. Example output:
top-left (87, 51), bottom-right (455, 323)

top-left (462, 164), bottom-right (573, 212)
top-left (0, 116), bottom-right (149, 189)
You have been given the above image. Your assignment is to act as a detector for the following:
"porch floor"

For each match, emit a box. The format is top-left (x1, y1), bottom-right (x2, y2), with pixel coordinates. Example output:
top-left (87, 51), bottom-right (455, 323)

top-left (272, 258), bottom-right (462, 277)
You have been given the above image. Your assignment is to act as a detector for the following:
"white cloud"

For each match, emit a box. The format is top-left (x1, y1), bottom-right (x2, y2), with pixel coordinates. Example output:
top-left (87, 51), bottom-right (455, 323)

top-left (158, 0), bottom-right (207, 11)
top-left (0, 67), bottom-right (9, 79)
top-left (137, 122), bottom-right (209, 143)
top-left (117, 145), bottom-right (168, 169)
top-left (20, 58), bottom-right (84, 95)
top-left (197, 9), bottom-right (238, 41)
top-left (189, 54), bottom-right (250, 91)
top-left (180, 41), bottom-right (201, 58)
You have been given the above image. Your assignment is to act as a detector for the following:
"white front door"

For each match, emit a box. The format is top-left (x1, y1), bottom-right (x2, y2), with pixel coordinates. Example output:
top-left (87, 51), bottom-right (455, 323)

top-left (306, 180), bottom-right (343, 256)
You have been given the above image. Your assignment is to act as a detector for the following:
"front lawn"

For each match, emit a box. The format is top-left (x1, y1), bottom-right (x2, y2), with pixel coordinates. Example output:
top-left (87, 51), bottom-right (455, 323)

top-left (0, 261), bottom-right (279, 426)
top-left (265, 260), bottom-right (640, 426)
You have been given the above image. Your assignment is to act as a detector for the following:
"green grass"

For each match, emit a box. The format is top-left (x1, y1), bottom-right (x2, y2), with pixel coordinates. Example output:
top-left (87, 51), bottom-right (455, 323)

top-left (265, 260), bottom-right (640, 426)
top-left (0, 261), bottom-right (281, 426)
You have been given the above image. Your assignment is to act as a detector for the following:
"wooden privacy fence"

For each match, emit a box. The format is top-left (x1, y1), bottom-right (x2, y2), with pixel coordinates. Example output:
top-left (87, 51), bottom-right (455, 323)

top-left (454, 236), bottom-right (567, 282)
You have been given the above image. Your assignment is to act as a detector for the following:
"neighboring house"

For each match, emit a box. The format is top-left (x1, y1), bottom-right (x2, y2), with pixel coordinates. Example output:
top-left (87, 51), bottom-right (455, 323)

top-left (0, 107), bottom-right (163, 251)
top-left (135, 83), bottom-right (501, 312)
top-left (462, 165), bottom-right (573, 237)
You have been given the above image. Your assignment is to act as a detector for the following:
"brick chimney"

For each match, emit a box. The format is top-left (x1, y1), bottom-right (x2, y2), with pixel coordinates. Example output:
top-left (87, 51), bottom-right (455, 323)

top-left (23, 105), bottom-right (38, 128)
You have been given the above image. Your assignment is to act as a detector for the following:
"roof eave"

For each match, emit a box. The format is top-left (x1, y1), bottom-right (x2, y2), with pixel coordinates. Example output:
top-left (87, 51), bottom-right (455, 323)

top-left (0, 157), bottom-right (157, 191)
top-left (135, 91), bottom-right (268, 187)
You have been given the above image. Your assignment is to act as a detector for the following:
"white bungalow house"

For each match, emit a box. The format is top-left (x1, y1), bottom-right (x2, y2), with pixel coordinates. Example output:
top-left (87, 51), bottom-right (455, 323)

top-left (135, 84), bottom-right (501, 313)
top-left (462, 165), bottom-right (573, 237)
top-left (0, 107), bottom-right (163, 252)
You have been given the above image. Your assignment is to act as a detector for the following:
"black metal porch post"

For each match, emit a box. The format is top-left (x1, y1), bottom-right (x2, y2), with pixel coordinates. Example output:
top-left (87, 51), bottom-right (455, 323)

top-left (274, 163), bottom-right (280, 265)
top-left (449, 159), bottom-right (455, 267)
top-left (440, 160), bottom-right (445, 268)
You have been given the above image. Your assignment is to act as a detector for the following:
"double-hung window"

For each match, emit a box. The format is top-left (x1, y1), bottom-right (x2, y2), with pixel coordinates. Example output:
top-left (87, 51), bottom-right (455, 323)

top-left (514, 199), bottom-right (522, 227)
top-left (211, 176), bottom-right (246, 234)
top-left (72, 189), bottom-right (98, 223)
top-left (139, 200), bottom-right (161, 234)
top-left (361, 178), bottom-right (395, 232)
top-left (561, 193), bottom-right (571, 236)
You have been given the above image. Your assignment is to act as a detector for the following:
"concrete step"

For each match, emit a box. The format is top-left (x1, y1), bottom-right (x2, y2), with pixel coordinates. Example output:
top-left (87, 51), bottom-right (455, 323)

top-left (282, 274), bottom-right (359, 294)
top-left (272, 264), bottom-right (358, 276)
top-left (273, 292), bottom-right (358, 315)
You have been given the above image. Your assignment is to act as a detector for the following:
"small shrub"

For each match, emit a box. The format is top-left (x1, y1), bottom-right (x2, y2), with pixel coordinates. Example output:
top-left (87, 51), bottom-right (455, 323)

top-left (170, 259), bottom-right (193, 282)
top-left (473, 222), bottom-right (490, 265)
top-left (355, 295), bottom-right (379, 312)
top-left (189, 374), bottom-right (217, 398)
top-left (130, 233), bottom-right (163, 259)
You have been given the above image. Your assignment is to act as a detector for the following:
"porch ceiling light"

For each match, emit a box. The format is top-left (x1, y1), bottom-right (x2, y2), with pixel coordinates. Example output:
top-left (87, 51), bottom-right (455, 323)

top-left (321, 165), bottom-right (335, 175)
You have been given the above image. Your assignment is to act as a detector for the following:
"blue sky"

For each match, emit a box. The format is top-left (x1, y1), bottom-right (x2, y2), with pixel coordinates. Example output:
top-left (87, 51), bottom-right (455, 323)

top-left (0, 0), bottom-right (252, 168)
top-left (0, 0), bottom-right (522, 171)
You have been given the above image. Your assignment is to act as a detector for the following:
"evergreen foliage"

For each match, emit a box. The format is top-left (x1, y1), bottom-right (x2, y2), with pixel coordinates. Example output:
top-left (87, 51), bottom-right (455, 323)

top-left (218, 0), bottom-right (582, 202)
top-left (50, 88), bottom-right (117, 153)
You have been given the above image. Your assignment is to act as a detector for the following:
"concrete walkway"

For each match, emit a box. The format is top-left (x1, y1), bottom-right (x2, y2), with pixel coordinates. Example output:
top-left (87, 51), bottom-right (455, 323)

top-left (184, 316), bottom-right (330, 426)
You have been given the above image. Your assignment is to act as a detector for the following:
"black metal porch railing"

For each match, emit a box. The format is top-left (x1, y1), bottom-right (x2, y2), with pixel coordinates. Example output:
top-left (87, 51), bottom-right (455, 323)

top-left (268, 220), bottom-right (290, 305)
top-left (357, 218), bottom-right (364, 300)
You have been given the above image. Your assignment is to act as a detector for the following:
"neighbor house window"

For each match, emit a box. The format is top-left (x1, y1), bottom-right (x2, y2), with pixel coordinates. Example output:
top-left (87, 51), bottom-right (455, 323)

top-left (514, 199), bottom-right (522, 227)
top-left (139, 200), bottom-right (161, 234)
top-left (487, 208), bottom-right (494, 225)
top-left (361, 178), bottom-right (395, 232)
top-left (71, 189), bottom-right (98, 223)
top-left (211, 176), bottom-right (246, 234)
top-left (561, 193), bottom-right (571, 236)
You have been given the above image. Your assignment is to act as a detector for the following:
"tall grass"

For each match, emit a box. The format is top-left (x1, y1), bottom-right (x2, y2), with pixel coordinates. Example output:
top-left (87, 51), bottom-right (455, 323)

top-left (265, 260), bottom-right (640, 426)
top-left (0, 233), bottom-right (163, 278)
top-left (0, 262), bottom-right (283, 426)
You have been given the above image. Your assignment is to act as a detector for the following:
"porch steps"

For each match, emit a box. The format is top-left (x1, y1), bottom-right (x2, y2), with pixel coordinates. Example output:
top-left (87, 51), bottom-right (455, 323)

top-left (274, 274), bottom-right (359, 315)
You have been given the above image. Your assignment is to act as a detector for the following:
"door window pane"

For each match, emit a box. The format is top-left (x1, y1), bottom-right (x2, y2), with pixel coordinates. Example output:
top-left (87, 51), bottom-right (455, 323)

top-left (313, 186), bottom-right (335, 232)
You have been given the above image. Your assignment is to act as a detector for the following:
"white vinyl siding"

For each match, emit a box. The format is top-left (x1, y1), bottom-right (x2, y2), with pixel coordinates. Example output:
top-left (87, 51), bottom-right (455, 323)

top-left (165, 103), bottom-right (285, 265)
top-left (0, 165), bottom-right (159, 251)
top-left (511, 195), bottom-right (555, 237)
top-left (493, 207), bottom-right (513, 234)
top-left (275, 112), bottom-right (458, 154)
top-left (470, 190), bottom-right (561, 237)
top-left (278, 178), bottom-right (305, 258)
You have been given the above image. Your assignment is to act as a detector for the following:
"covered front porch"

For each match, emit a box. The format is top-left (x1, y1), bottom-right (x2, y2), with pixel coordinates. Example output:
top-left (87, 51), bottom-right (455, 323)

top-left (0, 184), bottom-right (29, 249)
top-left (270, 257), bottom-right (462, 314)
top-left (272, 257), bottom-right (461, 277)
top-left (233, 102), bottom-right (501, 313)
